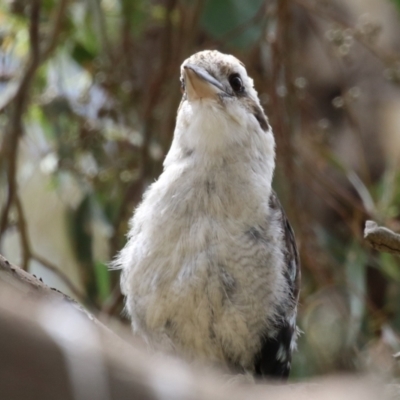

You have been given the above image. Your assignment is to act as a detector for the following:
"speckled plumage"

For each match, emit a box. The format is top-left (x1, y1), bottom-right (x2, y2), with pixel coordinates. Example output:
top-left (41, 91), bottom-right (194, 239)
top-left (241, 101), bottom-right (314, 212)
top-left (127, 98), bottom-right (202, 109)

top-left (114, 50), bottom-right (300, 378)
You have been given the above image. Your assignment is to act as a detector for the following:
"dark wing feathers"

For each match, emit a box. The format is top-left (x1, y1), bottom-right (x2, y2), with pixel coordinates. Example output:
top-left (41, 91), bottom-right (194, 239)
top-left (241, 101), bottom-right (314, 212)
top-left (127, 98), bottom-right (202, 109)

top-left (253, 323), bottom-right (295, 378)
top-left (253, 191), bottom-right (300, 379)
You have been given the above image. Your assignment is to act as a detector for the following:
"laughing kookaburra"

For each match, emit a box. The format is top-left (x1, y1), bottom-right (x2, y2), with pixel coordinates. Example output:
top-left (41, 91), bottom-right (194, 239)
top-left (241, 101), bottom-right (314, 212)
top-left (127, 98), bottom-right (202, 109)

top-left (115, 50), bottom-right (300, 379)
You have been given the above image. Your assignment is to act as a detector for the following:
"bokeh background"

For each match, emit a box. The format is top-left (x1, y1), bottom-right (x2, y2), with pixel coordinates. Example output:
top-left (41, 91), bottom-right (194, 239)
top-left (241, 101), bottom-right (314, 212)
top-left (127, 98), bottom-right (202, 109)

top-left (1, 0), bottom-right (400, 380)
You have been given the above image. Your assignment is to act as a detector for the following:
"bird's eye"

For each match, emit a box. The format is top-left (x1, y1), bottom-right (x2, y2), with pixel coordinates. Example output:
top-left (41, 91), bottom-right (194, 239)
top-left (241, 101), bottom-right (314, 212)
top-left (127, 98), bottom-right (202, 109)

top-left (180, 78), bottom-right (185, 94)
top-left (228, 74), bottom-right (244, 93)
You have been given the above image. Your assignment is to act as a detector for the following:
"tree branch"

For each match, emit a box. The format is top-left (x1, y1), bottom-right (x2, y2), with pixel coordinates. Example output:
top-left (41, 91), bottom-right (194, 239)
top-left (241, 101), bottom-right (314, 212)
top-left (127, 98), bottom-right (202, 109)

top-left (14, 193), bottom-right (32, 271)
top-left (364, 220), bottom-right (400, 257)
top-left (0, 253), bottom-right (391, 400)
top-left (0, 0), bottom-right (69, 240)
top-left (9, 194), bottom-right (87, 303)
top-left (31, 253), bottom-right (88, 304)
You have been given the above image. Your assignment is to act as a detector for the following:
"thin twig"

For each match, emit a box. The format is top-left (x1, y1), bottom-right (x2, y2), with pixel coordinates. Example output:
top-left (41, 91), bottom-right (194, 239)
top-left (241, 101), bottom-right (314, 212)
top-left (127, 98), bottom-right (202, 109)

top-left (14, 195), bottom-right (32, 271)
top-left (0, 0), bottom-right (69, 240)
top-left (87, 0), bottom-right (110, 60)
top-left (0, 0), bottom-right (83, 303)
top-left (14, 192), bottom-right (86, 302)
top-left (32, 253), bottom-right (88, 303)
top-left (41, 0), bottom-right (69, 61)
top-left (0, 0), bottom-right (68, 115)
top-left (15, 196), bottom-right (85, 302)
top-left (0, 0), bottom-right (41, 238)
top-left (298, 141), bottom-right (369, 216)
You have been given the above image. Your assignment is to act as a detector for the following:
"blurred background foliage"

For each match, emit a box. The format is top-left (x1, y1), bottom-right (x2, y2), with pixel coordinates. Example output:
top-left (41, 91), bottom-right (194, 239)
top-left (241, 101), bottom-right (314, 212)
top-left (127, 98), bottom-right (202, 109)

top-left (1, 0), bottom-right (400, 380)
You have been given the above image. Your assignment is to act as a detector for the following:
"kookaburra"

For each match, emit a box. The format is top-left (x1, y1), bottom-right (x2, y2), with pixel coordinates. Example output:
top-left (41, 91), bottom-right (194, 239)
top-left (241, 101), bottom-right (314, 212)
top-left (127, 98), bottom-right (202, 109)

top-left (115, 50), bottom-right (300, 379)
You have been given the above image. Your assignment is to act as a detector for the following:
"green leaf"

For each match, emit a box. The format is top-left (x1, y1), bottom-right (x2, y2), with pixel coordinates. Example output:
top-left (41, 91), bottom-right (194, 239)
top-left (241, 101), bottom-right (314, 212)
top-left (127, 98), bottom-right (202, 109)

top-left (379, 252), bottom-right (400, 283)
top-left (27, 104), bottom-right (53, 139)
top-left (201, 0), bottom-right (265, 48)
top-left (94, 260), bottom-right (111, 302)
top-left (392, 0), bottom-right (400, 12)
top-left (69, 3), bottom-right (101, 57)
top-left (66, 195), bottom-right (93, 264)
top-left (71, 42), bottom-right (96, 65)
top-left (123, 0), bottom-right (149, 37)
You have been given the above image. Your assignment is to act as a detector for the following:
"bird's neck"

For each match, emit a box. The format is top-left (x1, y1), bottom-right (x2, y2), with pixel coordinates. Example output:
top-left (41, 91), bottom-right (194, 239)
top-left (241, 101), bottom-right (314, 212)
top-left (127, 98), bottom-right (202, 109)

top-left (164, 102), bottom-right (276, 183)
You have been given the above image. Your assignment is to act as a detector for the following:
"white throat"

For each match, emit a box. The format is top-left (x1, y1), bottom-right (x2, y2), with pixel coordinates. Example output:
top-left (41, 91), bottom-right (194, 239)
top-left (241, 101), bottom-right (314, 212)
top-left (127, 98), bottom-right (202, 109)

top-left (164, 98), bottom-right (276, 191)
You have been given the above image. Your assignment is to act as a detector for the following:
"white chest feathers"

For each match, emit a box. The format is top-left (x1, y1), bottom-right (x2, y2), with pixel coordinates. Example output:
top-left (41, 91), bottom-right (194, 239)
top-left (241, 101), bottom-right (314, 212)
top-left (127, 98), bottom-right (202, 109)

top-left (117, 130), bottom-right (290, 370)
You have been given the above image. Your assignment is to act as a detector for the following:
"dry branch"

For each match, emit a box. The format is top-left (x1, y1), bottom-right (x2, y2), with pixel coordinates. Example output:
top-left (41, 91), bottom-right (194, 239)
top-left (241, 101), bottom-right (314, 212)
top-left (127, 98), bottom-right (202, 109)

top-left (364, 220), bottom-right (400, 257)
top-left (0, 254), bottom-right (109, 332)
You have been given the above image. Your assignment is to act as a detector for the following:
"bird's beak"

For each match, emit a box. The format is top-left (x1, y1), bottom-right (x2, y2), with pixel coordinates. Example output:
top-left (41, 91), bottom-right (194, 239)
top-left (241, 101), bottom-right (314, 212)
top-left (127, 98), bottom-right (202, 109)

top-left (183, 64), bottom-right (226, 101)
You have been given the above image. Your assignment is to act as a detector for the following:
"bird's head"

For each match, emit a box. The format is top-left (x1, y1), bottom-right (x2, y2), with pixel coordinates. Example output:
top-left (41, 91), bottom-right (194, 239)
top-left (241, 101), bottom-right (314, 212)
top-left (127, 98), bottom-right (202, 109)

top-left (166, 50), bottom-right (275, 169)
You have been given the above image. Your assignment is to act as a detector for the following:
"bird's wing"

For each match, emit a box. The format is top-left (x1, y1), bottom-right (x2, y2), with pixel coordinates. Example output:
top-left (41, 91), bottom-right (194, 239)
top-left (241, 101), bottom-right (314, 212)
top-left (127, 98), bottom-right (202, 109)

top-left (253, 191), bottom-right (300, 379)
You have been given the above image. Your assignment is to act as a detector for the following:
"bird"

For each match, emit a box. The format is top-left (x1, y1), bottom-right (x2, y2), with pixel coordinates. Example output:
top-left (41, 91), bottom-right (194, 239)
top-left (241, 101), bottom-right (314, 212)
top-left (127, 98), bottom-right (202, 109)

top-left (114, 50), bottom-right (300, 380)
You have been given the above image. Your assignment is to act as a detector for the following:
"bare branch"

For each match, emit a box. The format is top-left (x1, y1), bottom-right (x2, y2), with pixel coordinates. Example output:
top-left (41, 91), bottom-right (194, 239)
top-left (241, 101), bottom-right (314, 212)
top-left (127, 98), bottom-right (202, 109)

top-left (12, 193), bottom-right (87, 303)
top-left (31, 253), bottom-right (88, 304)
top-left (0, 0), bottom-right (69, 257)
top-left (0, 0), bottom-right (42, 238)
top-left (0, 253), bottom-right (119, 339)
top-left (14, 194), bottom-right (32, 271)
top-left (41, 0), bottom-right (69, 60)
top-left (364, 220), bottom-right (400, 257)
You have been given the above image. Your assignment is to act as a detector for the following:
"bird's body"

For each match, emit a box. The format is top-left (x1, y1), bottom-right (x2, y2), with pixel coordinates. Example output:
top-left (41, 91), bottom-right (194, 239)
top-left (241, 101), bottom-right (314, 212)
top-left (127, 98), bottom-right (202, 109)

top-left (116, 50), bottom-right (300, 379)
